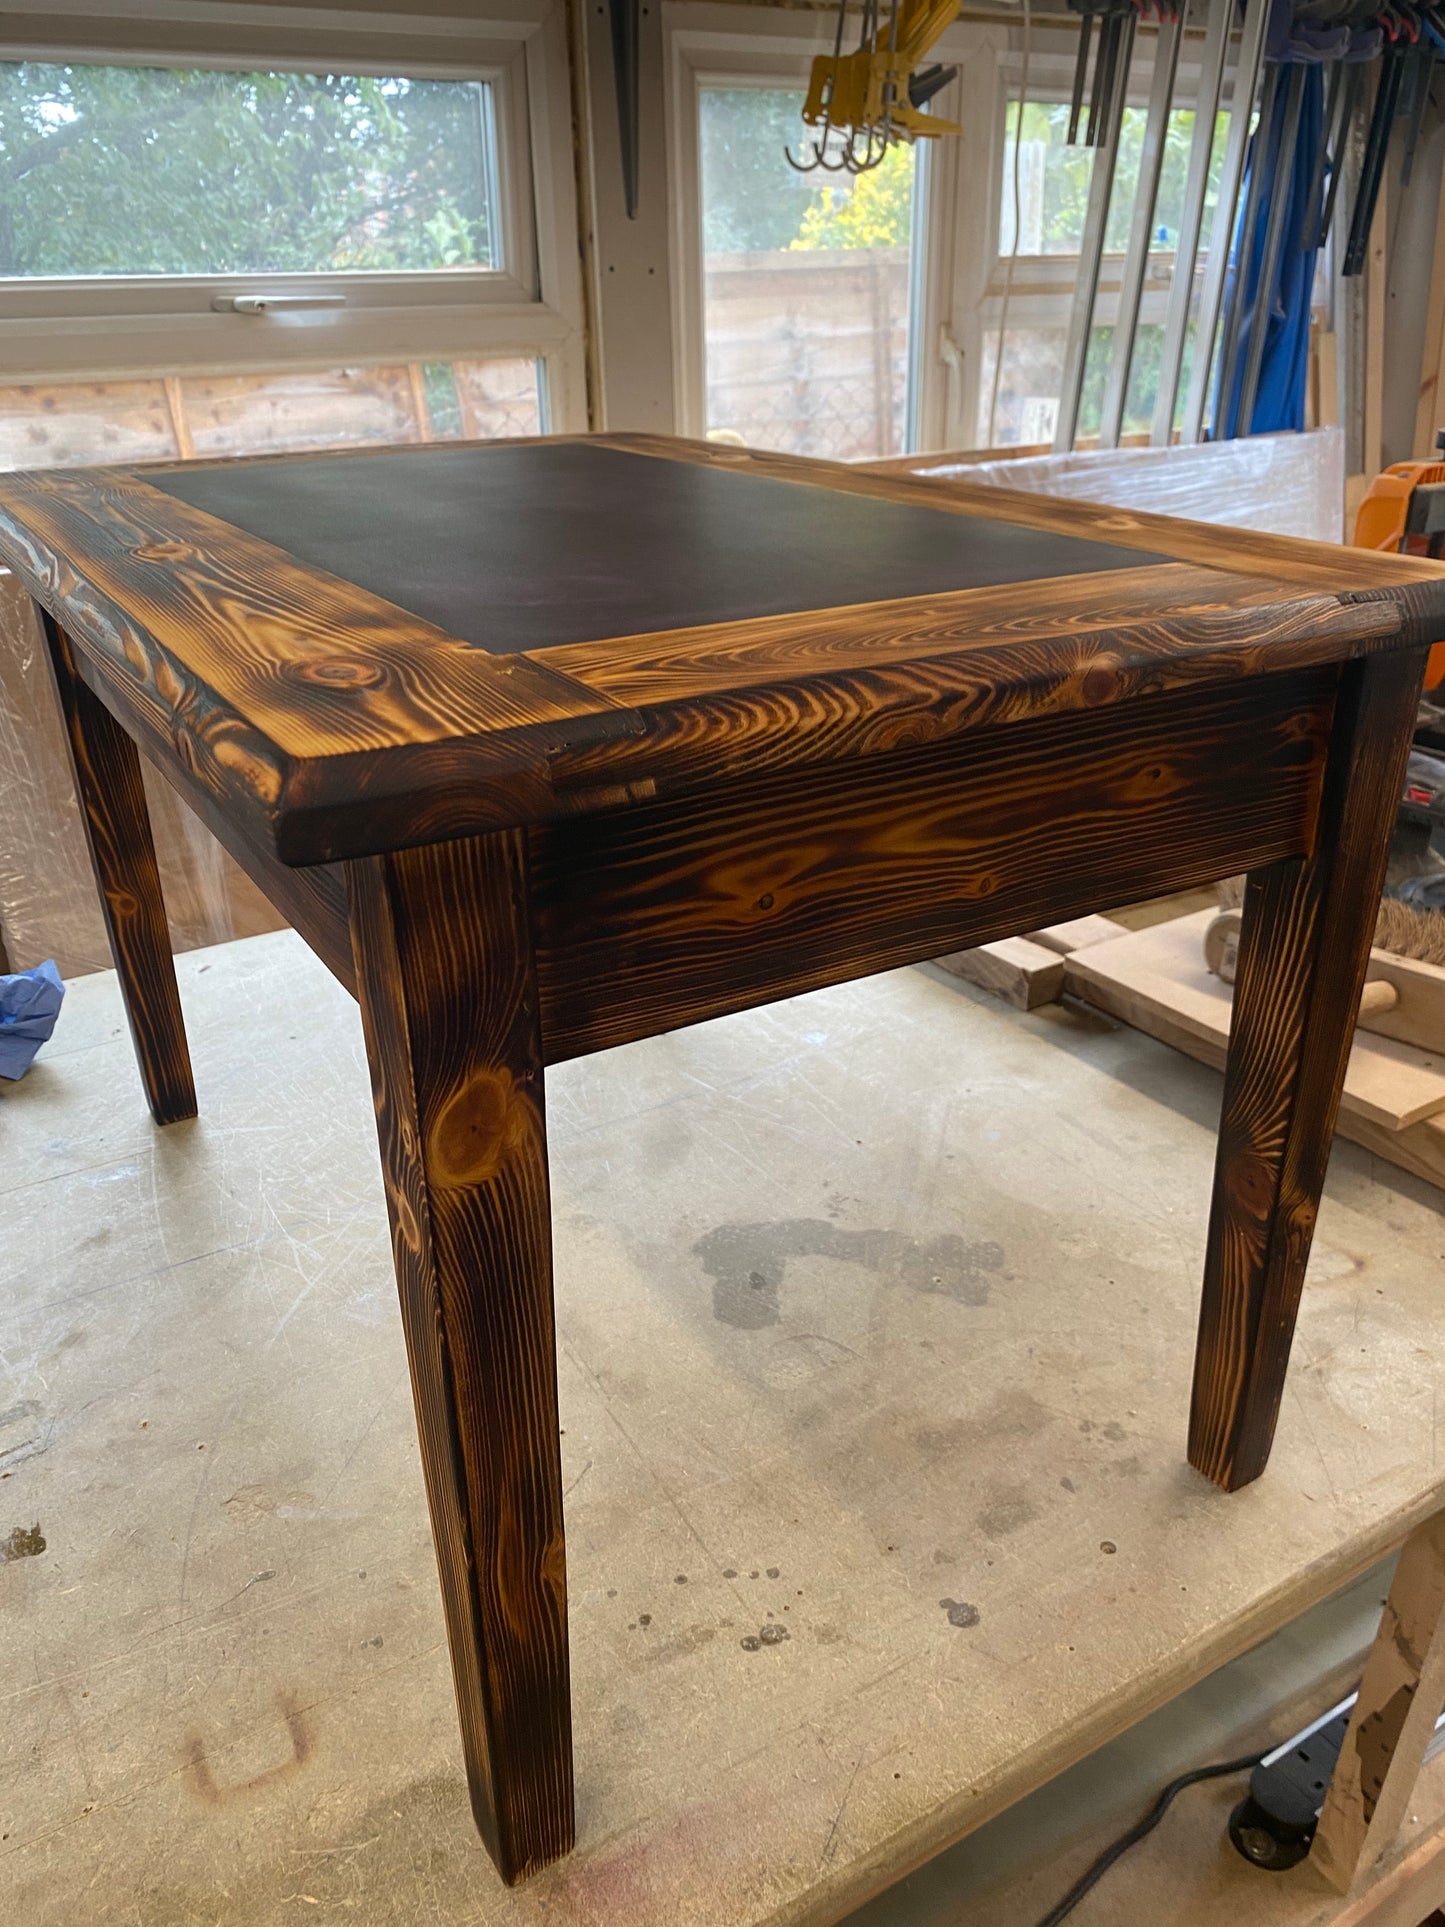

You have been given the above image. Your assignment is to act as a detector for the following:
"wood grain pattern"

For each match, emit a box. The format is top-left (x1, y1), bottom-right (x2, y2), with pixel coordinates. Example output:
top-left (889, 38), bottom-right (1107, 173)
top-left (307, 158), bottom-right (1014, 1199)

top-left (529, 573), bottom-right (1401, 817)
top-left (347, 831), bottom-right (572, 1883)
top-left (1313, 1505), bottom-right (1445, 1891)
top-left (2, 436), bottom-right (1441, 863)
top-left (0, 468), bottom-right (637, 861)
top-left (529, 673), bottom-right (1334, 1063)
top-left (532, 563), bottom-right (1385, 704)
top-left (1189, 650), bottom-right (1429, 1492)
top-left (41, 608), bottom-right (196, 1125)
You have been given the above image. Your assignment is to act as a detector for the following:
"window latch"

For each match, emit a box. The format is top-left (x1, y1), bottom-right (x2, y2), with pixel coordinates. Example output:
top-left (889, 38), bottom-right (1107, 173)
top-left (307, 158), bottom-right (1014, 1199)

top-left (211, 293), bottom-right (347, 316)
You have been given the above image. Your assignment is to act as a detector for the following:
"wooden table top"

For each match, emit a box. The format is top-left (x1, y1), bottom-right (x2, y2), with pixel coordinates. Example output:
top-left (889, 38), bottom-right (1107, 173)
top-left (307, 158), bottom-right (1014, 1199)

top-left (2, 432), bottom-right (1443, 866)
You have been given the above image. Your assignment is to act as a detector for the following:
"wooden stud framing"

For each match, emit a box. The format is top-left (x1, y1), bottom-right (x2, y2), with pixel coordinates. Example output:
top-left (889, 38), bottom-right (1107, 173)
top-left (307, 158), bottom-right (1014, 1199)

top-left (1314, 1506), bottom-right (1445, 1891)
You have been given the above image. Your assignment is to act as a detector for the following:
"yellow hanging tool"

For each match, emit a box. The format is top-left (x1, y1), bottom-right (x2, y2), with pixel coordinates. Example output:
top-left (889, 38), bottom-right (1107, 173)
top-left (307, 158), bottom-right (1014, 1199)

top-left (788, 0), bottom-right (962, 175)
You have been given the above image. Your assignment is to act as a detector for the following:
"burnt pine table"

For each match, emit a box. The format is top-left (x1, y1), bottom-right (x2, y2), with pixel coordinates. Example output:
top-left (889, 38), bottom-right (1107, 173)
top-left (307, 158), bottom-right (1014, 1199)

top-left (2, 434), bottom-right (1442, 1882)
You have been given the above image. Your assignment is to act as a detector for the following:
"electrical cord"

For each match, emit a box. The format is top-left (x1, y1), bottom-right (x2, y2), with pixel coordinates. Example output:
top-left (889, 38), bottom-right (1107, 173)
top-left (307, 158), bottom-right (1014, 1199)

top-left (1031, 1748), bottom-right (1267, 1927)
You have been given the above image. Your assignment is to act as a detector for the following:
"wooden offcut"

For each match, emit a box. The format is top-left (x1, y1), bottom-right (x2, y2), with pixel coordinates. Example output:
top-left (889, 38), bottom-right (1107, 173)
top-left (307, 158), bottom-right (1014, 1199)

top-left (1064, 913), bottom-right (1445, 1190)
top-left (936, 915), bottom-right (1121, 1009)
top-left (935, 936), bottom-right (1064, 1009)
top-left (1066, 912), bottom-right (1445, 1134)
top-left (1027, 915), bottom-right (1122, 955)
top-left (1313, 1507), bottom-right (1445, 1893)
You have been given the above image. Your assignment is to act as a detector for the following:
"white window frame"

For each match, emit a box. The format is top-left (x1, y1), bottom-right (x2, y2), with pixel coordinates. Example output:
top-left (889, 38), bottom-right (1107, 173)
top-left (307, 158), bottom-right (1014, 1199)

top-left (940, 23), bottom-right (1229, 452)
top-left (664, 3), bottom-right (939, 455)
top-left (664, 12), bottom-right (1226, 456)
top-left (0, 0), bottom-right (587, 428)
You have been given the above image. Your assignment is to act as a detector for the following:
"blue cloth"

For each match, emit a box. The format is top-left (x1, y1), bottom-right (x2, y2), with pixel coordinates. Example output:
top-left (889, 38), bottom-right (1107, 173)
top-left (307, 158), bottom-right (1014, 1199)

top-left (1215, 62), bottom-right (1324, 439)
top-left (0, 959), bottom-right (65, 1080)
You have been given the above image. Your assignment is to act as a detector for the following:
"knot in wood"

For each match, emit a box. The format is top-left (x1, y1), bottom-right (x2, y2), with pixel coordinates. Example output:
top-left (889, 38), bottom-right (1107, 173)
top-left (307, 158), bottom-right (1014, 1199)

top-left (1122, 758), bottom-right (1179, 800)
top-left (1225, 1150), bottom-right (1277, 1222)
top-left (131, 541), bottom-right (193, 563)
top-left (429, 1066), bottom-right (533, 1189)
top-left (291, 658), bottom-right (387, 690)
top-left (1081, 662), bottom-right (1122, 706)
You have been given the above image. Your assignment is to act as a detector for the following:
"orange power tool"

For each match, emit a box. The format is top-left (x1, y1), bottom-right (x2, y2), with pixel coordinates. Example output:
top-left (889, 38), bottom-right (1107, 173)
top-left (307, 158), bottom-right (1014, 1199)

top-left (1355, 439), bottom-right (1445, 691)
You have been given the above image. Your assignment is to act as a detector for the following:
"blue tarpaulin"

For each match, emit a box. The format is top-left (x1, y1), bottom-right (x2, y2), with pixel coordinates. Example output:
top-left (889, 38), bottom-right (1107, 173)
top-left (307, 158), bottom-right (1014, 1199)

top-left (1214, 61), bottom-right (1324, 439)
top-left (0, 959), bottom-right (65, 1080)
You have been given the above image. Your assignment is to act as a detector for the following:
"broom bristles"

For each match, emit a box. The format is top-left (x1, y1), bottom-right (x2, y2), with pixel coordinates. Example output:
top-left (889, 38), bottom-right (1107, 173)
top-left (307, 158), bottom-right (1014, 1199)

top-left (1213, 875), bottom-right (1445, 966)
top-left (1375, 896), bottom-right (1445, 967)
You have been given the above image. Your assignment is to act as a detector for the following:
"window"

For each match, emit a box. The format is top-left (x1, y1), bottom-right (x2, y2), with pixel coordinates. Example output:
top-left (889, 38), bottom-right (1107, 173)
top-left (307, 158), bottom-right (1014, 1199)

top-left (984, 94), bottom-right (1231, 447)
top-left (684, 78), bottom-right (920, 461)
top-left (1000, 100), bottom-right (1228, 257)
top-left (979, 321), bottom-right (1215, 447)
top-left (0, 10), bottom-right (585, 425)
top-left (0, 66), bottom-right (504, 278)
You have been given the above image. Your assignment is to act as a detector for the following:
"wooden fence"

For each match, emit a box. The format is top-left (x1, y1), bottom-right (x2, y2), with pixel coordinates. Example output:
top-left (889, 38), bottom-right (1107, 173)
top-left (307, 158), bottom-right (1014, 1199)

top-left (703, 247), bottom-right (912, 462)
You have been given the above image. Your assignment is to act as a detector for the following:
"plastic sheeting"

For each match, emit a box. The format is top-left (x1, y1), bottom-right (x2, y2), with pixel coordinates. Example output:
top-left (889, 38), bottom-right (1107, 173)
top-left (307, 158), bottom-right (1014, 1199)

top-left (0, 575), bottom-right (284, 979)
top-left (884, 427), bottom-right (1346, 545)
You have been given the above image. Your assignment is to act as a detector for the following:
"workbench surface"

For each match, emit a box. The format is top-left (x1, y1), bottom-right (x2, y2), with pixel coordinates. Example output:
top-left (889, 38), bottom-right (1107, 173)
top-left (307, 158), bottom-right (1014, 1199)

top-left (4, 933), bottom-right (1444, 1926)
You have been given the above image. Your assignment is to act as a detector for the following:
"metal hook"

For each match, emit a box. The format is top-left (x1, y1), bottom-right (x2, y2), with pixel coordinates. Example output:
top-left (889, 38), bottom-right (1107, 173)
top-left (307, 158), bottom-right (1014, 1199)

top-left (786, 0), bottom-right (853, 173)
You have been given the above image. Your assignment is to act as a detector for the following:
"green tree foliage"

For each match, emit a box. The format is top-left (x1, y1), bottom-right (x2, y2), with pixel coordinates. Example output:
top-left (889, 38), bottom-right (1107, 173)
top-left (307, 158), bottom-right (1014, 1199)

top-left (699, 88), bottom-right (822, 254)
top-left (699, 85), bottom-right (913, 256)
top-left (0, 62), bottom-right (496, 276)
top-left (790, 142), bottom-right (913, 251)
top-left (1003, 99), bottom-right (1227, 254)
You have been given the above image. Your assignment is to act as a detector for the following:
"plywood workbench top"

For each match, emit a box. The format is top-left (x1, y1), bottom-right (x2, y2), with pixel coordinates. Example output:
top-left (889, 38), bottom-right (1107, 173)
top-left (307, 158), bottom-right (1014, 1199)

top-left (3, 932), bottom-right (1444, 1926)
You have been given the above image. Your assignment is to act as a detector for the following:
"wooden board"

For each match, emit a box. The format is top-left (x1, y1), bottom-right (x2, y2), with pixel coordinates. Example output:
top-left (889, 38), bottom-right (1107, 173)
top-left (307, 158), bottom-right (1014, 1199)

top-left (180, 365), bottom-right (424, 459)
top-left (0, 379), bottom-right (179, 470)
top-left (1064, 912), bottom-right (1445, 1133)
top-left (529, 678), bottom-right (1336, 1065)
top-left (1360, 948), bottom-right (1445, 1056)
top-left (1318, 329), bottom-right (1341, 433)
top-left (933, 936), bottom-right (1064, 1009)
top-left (1027, 915), bottom-right (1123, 955)
top-left (937, 918), bottom-right (1121, 1003)
top-left (1062, 916), bottom-right (1445, 1190)
top-left (1315, 1508), bottom-right (1445, 1891)
top-left (1366, 180), bottom-right (1388, 484)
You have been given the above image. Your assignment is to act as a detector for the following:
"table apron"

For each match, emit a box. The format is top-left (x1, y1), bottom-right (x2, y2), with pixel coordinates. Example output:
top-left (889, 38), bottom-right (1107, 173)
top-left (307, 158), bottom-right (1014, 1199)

top-left (139, 738), bottom-right (357, 993)
top-left (96, 661), bottom-right (1339, 1059)
top-left (526, 668), bottom-right (1338, 1064)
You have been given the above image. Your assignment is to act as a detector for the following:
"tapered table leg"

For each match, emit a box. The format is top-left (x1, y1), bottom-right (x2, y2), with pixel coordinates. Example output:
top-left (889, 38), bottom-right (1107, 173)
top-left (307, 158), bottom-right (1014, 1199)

top-left (1189, 651), bottom-right (1426, 1491)
top-left (42, 607), bottom-right (195, 1125)
top-left (347, 829), bottom-right (572, 1883)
